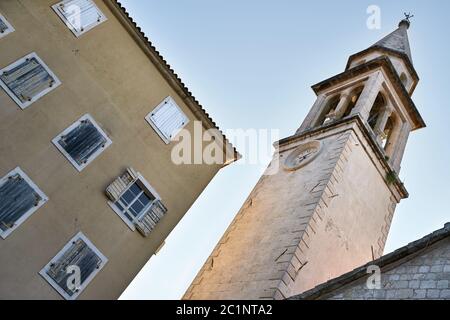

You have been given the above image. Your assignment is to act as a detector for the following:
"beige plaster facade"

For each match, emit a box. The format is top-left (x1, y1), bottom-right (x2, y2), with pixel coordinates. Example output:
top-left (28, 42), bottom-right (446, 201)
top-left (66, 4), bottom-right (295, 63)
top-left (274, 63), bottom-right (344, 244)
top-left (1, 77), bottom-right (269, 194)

top-left (0, 0), bottom-right (236, 299)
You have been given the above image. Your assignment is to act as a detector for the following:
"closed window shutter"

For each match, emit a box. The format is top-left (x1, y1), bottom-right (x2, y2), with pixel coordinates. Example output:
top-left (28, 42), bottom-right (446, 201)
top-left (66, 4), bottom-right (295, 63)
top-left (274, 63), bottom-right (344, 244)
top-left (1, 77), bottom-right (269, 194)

top-left (0, 17), bottom-right (8, 33)
top-left (135, 200), bottom-right (168, 237)
top-left (46, 238), bottom-right (102, 298)
top-left (0, 57), bottom-right (56, 104)
top-left (53, 0), bottom-right (106, 36)
top-left (58, 118), bottom-right (107, 166)
top-left (0, 174), bottom-right (41, 232)
top-left (149, 98), bottom-right (189, 142)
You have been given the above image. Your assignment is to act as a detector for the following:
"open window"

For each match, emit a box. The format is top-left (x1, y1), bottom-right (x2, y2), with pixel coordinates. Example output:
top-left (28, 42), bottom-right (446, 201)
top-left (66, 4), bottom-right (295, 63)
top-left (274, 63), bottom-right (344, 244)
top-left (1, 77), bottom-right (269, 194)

top-left (0, 13), bottom-right (14, 39)
top-left (52, 114), bottom-right (112, 172)
top-left (39, 232), bottom-right (108, 300)
top-left (368, 92), bottom-right (386, 131)
top-left (106, 168), bottom-right (168, 237)
top-left (317, 95), bottom-right (340, 126)
top-left (0, 53), bottom-right (61, 109)
top-left (52, 0), bottom-right (107, 37)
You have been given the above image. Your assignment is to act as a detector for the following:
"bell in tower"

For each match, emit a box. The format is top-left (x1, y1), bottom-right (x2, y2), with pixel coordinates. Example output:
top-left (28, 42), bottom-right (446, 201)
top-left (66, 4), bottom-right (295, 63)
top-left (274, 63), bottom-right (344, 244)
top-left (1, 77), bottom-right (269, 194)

top-left (184, 17), bottom-right (425, 300)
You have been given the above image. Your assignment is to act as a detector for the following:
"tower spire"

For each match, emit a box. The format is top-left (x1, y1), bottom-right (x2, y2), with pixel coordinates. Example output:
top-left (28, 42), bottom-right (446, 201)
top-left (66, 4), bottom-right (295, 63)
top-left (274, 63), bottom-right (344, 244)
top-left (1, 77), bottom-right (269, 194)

top-left (371, 14), bottom-right (413, 63)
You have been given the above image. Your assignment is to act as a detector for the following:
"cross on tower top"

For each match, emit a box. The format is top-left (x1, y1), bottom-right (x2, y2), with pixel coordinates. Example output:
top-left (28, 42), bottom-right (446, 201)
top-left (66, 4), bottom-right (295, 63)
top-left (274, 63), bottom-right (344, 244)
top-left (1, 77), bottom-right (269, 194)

top-left (404, 12), bottom-right (414, 23)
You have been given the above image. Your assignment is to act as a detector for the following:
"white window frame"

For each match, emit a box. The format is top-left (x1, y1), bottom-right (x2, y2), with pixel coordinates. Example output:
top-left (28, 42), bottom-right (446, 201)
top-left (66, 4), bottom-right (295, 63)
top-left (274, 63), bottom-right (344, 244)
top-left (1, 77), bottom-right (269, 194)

top-left (0, 52), bottom-right (62, 109)
top-left (39, 232), bottom-right (108, 300)
top-left (52, 0), bottom-right (107, 38)
top-left (0, 167), bottom-right (48, 239)
top-left (52, 114), bottom-right (112, 172)
top-left (0, 13), bottom-right (15, 39)
top-left (108, 173), bottom-right (162, 231)
top-left (145, 96), bottom-right (190, 144)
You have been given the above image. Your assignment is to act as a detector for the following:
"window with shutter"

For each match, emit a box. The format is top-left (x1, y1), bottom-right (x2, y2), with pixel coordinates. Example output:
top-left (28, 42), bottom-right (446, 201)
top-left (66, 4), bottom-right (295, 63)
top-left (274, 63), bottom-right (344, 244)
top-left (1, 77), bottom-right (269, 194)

top-left (0, 167), bottom-right (48, 239)
top-left (39, 232), bottom-right (108, 300)
top-left (106, 168), bottom-right (168, 236)
top-left (52, 0), bottom-right (107, 37)
top-left (0, 53), bottom-right (61, 109)
top-left (145, 96), bottom-right (190, 144)
top-left (52, 114), bottom-right (112, 172)
top-left (0, 13), bottom-right (14, 39)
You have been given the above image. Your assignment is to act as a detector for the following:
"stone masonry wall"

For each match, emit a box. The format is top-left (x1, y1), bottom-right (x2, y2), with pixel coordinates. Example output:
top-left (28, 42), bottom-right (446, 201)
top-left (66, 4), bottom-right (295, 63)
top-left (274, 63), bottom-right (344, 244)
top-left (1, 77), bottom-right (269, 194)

top-left (324, 238), bottom-right (450, 300)
top-left (184, 129), bottom-right (351, 300)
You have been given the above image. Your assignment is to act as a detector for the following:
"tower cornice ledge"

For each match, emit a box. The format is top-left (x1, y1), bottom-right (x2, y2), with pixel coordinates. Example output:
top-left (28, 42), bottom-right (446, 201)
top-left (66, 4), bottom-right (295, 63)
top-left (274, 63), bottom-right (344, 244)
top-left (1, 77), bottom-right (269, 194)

top-left (276, 115), bottom-right (408, 202)
top-left (346, 46), bottom-right (419, 93)
top-left (312, 56), bottom-right (425, 130)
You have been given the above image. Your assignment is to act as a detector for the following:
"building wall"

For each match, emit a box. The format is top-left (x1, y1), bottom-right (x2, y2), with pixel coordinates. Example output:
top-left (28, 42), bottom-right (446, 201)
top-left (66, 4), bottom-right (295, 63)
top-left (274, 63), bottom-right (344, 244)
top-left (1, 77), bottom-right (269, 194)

top-left (0, 0), bottom-right (222, 299)
top-left (322, 238), bottom-right (450, 300)
top-left (288, 123), bottom-right (397, 298)
top-left (185, 120), bottom-right (399, 300)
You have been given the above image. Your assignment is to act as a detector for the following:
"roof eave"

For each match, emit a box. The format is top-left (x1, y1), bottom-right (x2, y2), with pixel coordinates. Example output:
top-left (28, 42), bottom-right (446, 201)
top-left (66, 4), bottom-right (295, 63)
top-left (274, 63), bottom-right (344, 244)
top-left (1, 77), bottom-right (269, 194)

top-left (289, 223), bottom-right (450, 300)
top-left (345, 46), bottom-right (419, 94)
top-left (104, 0), bottom-right (241, 165)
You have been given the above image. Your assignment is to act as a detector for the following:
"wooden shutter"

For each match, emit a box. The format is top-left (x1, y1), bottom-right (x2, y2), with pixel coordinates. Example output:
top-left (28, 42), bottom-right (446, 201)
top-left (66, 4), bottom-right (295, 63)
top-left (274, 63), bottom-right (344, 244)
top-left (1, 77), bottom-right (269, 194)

top-left (52, 0), bottom-right (107, 37)
top-left (58, 118), bottom-right (107, 166)
top-left (146, 97), bottom-right (189, 143)
top-left (0, 174), bottom-right (41, 233)
top-left (0, 53), bottom-right (60, 109)
top-left (105, 168), bottom-right (139, 202)
top-left (0, 17), bottom-right (8, 33)
top-left (135, 200), bottom-right (168, 237)
top-left (40, 233), bottom-right (107, 300)
top-left (0, 14), bottom-right (13, 37)
top-left (47, 238), bottom-right (102, 297)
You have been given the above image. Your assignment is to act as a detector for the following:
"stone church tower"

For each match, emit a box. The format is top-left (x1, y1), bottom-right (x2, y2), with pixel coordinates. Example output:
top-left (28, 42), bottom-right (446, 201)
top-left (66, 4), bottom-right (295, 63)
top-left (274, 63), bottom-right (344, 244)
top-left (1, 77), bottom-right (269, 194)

top-left (184, 18), bottom-right (425, 300)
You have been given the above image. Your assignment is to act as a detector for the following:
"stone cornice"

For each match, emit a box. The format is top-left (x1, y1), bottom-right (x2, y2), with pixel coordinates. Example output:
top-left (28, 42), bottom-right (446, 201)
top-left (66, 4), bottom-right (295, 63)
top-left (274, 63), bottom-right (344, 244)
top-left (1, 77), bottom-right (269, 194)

top-left (311, 56), bottom-right (425, 131)
top-left (276, 115), bottom-right (409, 201)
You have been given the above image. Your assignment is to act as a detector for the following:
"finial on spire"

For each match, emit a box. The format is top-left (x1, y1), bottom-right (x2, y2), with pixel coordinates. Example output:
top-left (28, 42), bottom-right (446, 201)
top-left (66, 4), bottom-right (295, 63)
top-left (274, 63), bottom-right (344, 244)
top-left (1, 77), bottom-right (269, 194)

top-left (399, 12), bottom-right (414, 29)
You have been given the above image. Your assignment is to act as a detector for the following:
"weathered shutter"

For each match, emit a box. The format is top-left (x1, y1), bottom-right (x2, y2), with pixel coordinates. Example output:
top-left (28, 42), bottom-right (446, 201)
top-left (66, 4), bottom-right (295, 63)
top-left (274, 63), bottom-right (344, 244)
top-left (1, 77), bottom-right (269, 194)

top-left (58, 118), bottom-right (107, 166)
top-left (46, 237), bottom-right (103, 298)
top-left (0, 174), bottom-right (41, 232)
top-left (135, 200), bottom-right (168, 237)
top-left (0, 56), bottom-right (56, 104)
top-left (105, 168), bottom-right (139, 202)
top-left (0, 17), bottom-right (8, 34)
top-left (149, 98), bottom-right (189, 142)
top-left (53, 0), bottom-right (106, 36)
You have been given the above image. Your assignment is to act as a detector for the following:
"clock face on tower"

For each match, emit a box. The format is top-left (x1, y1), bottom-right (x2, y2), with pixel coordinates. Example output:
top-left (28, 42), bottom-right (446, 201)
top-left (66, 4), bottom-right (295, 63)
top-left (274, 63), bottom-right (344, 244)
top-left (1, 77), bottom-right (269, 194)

top-left (284, 140), bottom-right (323, 171)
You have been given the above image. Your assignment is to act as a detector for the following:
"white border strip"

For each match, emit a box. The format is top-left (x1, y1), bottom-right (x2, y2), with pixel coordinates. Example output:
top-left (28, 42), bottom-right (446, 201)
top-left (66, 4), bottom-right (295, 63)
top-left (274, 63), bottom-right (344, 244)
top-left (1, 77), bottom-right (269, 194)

top-left (0, 52), bottom-right (62, 109)
top-left (39, 232), bottom-right (108, 300)
top-left (52, 114), bottom-right (112, 172)
top-left (0, 167), bottom-right (48, 240)
top-left (145, 96), bottom-right (190, 145)
top-left (0, 13), bottom-right (15, 39)
top-left (51, 0), bottom-right (108, 38)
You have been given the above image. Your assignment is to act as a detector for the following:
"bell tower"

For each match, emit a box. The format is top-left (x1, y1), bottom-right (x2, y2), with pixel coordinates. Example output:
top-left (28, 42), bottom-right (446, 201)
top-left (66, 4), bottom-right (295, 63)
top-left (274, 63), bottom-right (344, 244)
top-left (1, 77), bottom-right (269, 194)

top-left (184, 18), bottom-right (425, 300)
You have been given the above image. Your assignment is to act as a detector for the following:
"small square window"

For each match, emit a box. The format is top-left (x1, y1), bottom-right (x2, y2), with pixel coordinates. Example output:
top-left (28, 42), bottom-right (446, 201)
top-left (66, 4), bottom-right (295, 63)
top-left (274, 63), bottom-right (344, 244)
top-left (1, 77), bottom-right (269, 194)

top-left (52, 114), bottom-right (112, 172)
top-left (106, 168), bottom-right (168, 236)
top-left (0, 53), bottom-right (61, 109)
top-left (0, 167), bottom-right (48, 239)
top-left (39, 232), bottom-right (108, 300)
top-left (145, 96), bottom-right (190, 144)
top-left (0, 13), bottom-right (14, 39)
top-left (52, 0), bottom-right (107, 38)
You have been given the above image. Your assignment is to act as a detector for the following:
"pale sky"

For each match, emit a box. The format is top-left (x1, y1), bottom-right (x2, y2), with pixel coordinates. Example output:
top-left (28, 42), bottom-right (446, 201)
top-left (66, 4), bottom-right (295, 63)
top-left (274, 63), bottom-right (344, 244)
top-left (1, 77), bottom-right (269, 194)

top-left (119, 0), bottom-right (450, 299)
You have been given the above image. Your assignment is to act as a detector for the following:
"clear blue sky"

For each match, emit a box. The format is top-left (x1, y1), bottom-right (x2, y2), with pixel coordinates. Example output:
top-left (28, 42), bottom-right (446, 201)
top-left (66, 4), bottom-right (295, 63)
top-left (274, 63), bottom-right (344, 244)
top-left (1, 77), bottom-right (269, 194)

top-left (119, 0), bottom-right (450, 299)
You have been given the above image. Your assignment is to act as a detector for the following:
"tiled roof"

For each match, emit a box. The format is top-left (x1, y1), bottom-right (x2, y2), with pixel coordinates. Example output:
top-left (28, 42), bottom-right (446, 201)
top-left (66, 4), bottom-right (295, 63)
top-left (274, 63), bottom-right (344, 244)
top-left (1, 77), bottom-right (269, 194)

top-left (107, 1), bottom-right (240, 163)
top-left (289, 223), bottom-right (450, 300)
